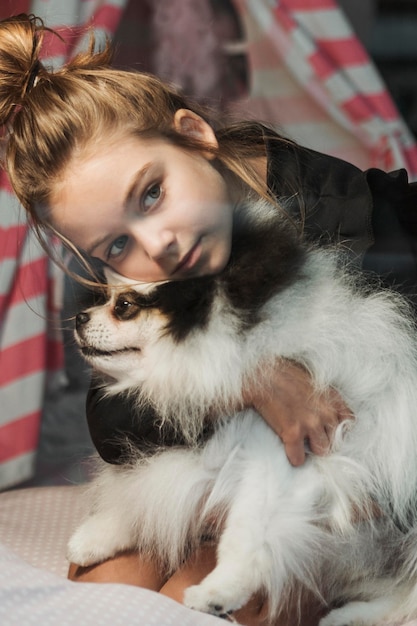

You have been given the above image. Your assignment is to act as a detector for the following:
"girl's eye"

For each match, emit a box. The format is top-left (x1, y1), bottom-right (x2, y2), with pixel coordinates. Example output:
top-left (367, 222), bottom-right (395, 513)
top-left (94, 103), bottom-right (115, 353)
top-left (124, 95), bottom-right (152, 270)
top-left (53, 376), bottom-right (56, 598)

top-left (108, 235), bottom-right (128, 260)
top-left (143, 183), bottom-right (161, 211)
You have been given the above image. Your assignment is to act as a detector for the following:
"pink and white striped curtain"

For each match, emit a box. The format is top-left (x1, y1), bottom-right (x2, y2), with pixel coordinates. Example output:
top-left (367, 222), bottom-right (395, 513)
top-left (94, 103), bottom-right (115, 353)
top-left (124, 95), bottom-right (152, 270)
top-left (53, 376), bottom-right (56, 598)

top-left (231, 0), bottom-right (417, 177)
top-left (0, 0), bottom-right (128, 490)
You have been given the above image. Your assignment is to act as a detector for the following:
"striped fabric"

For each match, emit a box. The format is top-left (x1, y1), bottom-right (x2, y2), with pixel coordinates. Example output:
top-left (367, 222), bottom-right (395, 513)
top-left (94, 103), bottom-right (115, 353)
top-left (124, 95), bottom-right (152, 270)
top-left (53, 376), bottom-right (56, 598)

top-left (231, 0), bottom-right (417, 177)
top-left (0, 0), bottom-right (128, 490)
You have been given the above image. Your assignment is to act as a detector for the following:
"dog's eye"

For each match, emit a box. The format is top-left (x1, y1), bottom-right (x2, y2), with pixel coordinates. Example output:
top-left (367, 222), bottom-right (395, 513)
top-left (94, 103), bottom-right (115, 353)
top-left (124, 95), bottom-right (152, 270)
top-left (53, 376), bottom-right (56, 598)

top-left (114, 300), bottom-right (132, 315)
top-left (113, 291), bottom-right (158, 321)
top-left (113, 296), bottom-right (140, 321)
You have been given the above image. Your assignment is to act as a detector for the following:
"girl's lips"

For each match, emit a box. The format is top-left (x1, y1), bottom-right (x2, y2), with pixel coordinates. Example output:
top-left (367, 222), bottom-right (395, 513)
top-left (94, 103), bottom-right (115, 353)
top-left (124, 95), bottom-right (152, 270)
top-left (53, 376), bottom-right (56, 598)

top-left (173, 241), bottom-right (201, 275)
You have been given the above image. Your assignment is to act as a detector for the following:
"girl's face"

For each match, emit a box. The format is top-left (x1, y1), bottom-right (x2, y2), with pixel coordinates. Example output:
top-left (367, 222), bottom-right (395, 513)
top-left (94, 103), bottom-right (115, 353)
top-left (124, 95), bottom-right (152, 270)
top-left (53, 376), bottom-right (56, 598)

top-left (50, 111), bottom-right (235, 282)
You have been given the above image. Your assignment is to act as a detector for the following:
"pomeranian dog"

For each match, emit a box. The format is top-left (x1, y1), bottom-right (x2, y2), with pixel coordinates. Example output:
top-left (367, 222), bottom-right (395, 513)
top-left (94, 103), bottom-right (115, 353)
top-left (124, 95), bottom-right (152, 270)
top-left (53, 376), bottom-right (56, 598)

top-left (68, 198), bottom-right (417, 626)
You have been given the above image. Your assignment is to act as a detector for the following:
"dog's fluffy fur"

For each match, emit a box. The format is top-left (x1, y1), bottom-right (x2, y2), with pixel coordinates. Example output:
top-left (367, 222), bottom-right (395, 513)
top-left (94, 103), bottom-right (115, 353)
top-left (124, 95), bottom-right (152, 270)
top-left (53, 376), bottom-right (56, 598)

top-left (69, 199), bottom-right (417, 625)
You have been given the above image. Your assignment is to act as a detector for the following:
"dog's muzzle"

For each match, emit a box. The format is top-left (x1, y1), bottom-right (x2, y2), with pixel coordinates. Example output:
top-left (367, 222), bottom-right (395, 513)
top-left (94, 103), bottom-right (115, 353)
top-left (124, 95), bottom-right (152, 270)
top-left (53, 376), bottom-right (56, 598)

top-left (75, 307), bottom-right (142, 359)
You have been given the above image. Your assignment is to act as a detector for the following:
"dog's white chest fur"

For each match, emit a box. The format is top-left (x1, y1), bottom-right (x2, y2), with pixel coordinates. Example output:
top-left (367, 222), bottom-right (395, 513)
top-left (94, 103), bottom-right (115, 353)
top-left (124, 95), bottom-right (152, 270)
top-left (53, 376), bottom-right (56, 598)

top-left (69, 200), bottom-right (417, 625)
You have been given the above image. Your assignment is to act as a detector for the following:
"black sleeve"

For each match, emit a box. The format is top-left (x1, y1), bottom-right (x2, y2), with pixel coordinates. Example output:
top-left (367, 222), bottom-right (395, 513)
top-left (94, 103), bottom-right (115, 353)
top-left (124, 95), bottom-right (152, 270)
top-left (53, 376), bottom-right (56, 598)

top-left (267, 139), bottom-right (374, 258)
top-left (362, 168), bottom-right (417, 297)
top-left (86, 378), bottom-right (185, 464)
top-left (267, 137), bottom-right (417, 296)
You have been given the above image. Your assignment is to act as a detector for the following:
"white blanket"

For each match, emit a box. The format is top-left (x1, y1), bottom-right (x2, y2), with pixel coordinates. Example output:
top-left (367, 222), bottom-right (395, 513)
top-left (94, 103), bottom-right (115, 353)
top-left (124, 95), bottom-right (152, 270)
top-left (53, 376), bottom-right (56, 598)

top-left (0, 542), bottom-right (223, 625)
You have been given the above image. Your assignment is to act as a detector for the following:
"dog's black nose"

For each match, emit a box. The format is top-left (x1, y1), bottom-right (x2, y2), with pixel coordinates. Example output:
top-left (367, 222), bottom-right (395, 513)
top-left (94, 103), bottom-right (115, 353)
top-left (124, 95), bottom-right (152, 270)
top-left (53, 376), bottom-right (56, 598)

top-left (76, 311), bottom-right (90, 330)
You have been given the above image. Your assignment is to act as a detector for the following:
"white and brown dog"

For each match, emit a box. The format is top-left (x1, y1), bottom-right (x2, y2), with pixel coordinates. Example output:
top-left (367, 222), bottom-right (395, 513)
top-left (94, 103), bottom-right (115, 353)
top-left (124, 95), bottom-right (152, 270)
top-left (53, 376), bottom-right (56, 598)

top-left (68, 199), bottom-right (417, 625)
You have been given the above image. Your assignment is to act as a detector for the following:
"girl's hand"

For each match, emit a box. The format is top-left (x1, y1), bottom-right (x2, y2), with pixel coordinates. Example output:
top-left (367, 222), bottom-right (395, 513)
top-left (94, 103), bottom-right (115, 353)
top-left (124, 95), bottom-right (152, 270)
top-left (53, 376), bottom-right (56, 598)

top-left (243, 361), bottom-right (352, 467)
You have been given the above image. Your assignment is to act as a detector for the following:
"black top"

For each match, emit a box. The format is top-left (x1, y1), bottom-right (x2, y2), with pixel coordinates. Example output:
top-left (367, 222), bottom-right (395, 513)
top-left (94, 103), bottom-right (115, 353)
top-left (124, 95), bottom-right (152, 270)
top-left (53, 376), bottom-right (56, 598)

top-left (267, 139), bottom-right (417, 289)
top-left (85, 138), bottom-right (417, 464)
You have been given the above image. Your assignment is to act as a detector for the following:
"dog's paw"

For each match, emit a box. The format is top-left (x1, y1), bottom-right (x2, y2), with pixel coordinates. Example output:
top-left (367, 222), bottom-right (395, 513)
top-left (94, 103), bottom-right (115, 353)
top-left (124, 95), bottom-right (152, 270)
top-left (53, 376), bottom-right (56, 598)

top-left (183, 582), bottom-right (245, 618)
top-left (67, 516), bottom-right (127, 567)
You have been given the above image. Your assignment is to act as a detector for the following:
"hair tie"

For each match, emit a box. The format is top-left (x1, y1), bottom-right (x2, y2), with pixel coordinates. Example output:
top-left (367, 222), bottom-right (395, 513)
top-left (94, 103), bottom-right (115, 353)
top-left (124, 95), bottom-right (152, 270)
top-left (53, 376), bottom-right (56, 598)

top-left (25, 60), bottom-right (41, 95)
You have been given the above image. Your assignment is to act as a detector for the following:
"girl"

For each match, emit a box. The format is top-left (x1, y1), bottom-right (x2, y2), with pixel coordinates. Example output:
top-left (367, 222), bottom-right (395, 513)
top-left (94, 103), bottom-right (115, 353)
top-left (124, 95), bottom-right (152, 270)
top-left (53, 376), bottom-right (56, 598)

top-left (1, 13), bottom-right (416, 625)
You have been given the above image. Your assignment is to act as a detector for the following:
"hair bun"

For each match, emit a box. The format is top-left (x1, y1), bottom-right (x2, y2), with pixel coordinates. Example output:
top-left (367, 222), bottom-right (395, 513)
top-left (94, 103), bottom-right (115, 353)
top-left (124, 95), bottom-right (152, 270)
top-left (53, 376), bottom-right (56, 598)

top-left (0, 13), bottom-right (46, 126)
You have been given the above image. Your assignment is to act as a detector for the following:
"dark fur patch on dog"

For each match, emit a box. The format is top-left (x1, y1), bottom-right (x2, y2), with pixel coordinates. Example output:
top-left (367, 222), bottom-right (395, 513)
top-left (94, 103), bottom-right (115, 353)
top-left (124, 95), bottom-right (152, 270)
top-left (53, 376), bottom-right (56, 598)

top-left (113, 209), bottom-right (306, 342)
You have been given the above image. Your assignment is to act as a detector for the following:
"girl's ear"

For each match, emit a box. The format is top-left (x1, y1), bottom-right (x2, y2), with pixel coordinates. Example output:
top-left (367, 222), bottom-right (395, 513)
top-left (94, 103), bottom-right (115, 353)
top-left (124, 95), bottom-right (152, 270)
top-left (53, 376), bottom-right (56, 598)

top-left (173, 109), bottom-right (218, 153)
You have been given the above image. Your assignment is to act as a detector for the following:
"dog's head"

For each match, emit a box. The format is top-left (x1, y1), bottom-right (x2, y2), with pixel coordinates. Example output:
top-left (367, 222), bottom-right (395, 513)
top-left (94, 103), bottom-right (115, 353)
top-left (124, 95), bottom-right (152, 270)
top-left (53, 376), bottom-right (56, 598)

top-left (74, 263), bottom-right (224, 386)
top-left (75, 284), bottom-right (155, 377)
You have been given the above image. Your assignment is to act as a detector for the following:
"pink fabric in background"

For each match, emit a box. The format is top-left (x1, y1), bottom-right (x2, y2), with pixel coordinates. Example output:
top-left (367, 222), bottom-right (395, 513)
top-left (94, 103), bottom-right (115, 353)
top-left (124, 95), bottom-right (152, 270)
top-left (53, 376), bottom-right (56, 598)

top-left (152, 0), bottom-right (223, 102)
top-left (230, 0), bottom-right (417, 176)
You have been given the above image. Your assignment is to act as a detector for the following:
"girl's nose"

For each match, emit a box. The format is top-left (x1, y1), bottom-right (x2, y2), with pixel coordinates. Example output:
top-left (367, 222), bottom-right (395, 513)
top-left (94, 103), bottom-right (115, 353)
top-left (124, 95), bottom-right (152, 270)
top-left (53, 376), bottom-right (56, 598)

top-left (132, 223), bottom-right (176, 261)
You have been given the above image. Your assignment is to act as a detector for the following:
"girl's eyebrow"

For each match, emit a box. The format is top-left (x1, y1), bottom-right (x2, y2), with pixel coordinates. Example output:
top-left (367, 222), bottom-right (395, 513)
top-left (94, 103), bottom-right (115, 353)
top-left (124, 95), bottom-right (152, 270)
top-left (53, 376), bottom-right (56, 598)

top-left (86, 163), bottom-right (152, 257)
top-left (123, 163), bottom-right (152, 208)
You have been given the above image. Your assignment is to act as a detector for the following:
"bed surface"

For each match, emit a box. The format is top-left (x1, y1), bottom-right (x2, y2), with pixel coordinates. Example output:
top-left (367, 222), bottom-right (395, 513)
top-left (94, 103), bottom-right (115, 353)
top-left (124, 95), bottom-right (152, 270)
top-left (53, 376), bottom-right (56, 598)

top-left (0, 485), bottom-right (416, 626)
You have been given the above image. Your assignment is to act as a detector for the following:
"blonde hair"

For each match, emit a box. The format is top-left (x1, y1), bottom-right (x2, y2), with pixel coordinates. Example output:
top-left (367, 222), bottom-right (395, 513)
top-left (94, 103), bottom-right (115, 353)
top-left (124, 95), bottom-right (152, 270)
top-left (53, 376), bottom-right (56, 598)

top-left (0, 13), bottom-right (290, 272)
